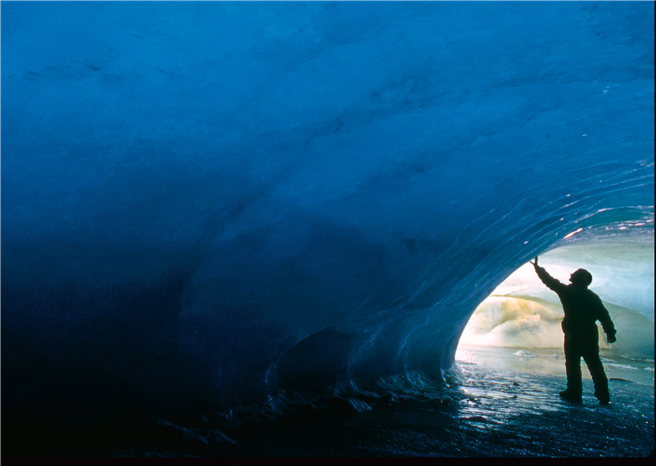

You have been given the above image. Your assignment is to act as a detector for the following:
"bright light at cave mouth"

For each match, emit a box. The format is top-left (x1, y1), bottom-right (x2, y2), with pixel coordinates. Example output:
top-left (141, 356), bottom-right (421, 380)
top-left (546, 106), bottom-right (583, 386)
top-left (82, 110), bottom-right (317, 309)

top-left (456, 233), bottom-right (655, 368)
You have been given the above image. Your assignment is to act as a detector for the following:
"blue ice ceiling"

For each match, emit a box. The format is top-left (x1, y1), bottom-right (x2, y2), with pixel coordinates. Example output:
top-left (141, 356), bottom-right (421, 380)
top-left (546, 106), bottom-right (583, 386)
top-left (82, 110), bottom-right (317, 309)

top-left (2, 2), bottom-right (654, 409)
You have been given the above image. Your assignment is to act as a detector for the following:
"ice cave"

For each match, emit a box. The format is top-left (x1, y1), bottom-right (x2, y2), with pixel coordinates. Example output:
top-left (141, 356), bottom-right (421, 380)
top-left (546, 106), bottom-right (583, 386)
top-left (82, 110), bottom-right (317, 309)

top-left (2, 1), bottom-right (653, 457)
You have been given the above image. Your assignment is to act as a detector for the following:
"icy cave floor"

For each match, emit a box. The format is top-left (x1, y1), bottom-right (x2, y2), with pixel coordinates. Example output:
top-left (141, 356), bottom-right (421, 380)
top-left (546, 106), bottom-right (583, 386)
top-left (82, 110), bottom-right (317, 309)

top-left (4, 347), bottom-right (653, 458)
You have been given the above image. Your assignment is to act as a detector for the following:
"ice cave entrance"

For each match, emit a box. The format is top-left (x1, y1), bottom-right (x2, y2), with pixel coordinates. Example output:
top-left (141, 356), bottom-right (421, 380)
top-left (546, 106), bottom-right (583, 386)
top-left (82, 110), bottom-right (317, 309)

top-left (455, 235), bottom-right (655, 385)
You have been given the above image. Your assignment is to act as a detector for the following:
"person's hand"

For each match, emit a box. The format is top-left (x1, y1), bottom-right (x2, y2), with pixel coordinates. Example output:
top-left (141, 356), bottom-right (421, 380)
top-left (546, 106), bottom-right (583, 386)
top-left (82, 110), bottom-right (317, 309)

top-left (529, 256), bottom-right (538, 268)
top-left (607, 333), bottom-right (617, 344)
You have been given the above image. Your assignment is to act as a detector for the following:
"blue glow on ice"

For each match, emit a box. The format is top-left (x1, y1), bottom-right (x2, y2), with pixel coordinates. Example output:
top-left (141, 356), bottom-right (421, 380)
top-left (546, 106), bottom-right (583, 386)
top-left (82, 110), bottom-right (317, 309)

top-left (2, 1), bottom-right (653, 411)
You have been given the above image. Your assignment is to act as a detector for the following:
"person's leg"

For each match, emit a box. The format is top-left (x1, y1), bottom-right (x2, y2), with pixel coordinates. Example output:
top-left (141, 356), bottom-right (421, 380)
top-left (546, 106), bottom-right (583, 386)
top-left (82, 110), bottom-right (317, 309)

top-left (562, 334), bottom-right (583, 402)
top-left (583, 348), bottom-right (610, 405)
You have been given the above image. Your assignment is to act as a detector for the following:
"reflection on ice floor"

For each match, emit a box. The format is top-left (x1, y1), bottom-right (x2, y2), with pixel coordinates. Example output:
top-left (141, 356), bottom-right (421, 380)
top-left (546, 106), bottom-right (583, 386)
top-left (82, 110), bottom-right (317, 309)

top-left (117, 348), bottom-right (653, 457)
top-left (6, 345), bottom-right (654, 457)
top-left (446, 356), bottom-right (654, 457)
top-left (217, 352), bottom-right (655, 457)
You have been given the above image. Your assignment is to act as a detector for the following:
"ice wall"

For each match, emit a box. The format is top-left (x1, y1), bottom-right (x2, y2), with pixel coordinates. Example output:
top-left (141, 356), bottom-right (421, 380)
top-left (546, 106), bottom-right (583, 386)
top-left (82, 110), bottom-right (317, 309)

top-left (2, 2), bottom-right (654, 411)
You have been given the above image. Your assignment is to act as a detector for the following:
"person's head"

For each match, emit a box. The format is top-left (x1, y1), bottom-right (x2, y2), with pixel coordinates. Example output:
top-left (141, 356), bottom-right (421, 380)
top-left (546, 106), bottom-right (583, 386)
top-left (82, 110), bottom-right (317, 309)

top-left (569, 268), bottom-right (592, 287)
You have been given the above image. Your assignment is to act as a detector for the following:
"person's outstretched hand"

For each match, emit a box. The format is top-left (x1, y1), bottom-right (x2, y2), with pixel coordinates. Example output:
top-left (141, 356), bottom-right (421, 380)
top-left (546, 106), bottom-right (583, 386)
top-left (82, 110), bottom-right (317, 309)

top-left (608, 333), bottom-right (617, 344)
top-left (529, 256), bottom-right (538, 269)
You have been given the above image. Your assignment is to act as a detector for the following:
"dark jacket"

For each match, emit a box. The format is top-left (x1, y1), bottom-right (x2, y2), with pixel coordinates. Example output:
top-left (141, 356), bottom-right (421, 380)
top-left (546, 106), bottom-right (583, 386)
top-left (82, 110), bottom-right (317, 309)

top-left (535, 266), bottom-right (616, 339)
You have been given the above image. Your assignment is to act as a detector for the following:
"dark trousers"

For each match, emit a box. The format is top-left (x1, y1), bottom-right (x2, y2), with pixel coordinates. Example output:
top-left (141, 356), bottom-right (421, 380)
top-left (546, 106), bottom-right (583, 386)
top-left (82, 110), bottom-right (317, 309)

top-left (564, 331), bottom-right (609, 400)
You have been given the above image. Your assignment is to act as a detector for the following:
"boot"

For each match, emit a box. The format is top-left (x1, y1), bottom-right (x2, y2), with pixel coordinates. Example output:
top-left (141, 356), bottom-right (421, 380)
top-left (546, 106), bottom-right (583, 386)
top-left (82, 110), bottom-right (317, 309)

top-left (559, 389), bottom-right (582, 403)
top-left (595, 390), bottom-right (610, 406)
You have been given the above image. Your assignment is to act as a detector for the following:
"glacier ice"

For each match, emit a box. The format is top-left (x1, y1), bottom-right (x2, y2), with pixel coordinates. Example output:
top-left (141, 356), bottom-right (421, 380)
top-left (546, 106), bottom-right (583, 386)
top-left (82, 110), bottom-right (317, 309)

top-left (1, 1), bottom-right (653, 411)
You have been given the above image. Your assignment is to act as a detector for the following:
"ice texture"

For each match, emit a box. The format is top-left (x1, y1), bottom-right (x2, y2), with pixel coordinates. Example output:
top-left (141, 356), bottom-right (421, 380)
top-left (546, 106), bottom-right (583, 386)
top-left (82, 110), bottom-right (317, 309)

top-left (2, 2), bottom-right (654, 411)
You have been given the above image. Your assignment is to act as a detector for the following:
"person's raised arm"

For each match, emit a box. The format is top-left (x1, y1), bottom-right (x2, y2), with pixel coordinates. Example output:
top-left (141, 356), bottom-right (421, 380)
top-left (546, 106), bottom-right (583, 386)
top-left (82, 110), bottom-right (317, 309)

top-left (530, 256), bottom-right (566, 293)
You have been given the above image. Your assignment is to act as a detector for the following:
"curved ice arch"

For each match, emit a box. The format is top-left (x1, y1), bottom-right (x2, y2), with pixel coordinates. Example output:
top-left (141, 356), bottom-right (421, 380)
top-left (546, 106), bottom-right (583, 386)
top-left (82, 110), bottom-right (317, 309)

top-left (1, 1), bottom-right (654, 410)
top-left (177, 175), bottom-right (653, 406)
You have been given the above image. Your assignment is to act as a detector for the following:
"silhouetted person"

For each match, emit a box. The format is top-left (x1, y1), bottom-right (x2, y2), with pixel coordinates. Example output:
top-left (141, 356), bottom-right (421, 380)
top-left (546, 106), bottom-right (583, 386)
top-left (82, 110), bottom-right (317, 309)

top-left (530, 256), bottom-right (616, 405)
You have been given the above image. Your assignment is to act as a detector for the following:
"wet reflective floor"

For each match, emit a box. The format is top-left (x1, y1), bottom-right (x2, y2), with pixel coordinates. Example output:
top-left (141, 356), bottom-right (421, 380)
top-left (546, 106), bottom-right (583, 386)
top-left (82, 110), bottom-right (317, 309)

top-left (227, 357), bottom-right (653, 457)
top-left (4, 347), bottom-right (653, 457)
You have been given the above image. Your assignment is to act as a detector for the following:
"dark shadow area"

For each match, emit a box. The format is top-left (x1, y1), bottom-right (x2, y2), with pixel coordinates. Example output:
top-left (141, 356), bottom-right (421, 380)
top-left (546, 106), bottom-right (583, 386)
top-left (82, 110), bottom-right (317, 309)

top-left (276, 329), bottom-right (358, 392)
top-left (1, 271), bottom-right (212, 456)
top-left (2, 271), bottom-right (202, 409)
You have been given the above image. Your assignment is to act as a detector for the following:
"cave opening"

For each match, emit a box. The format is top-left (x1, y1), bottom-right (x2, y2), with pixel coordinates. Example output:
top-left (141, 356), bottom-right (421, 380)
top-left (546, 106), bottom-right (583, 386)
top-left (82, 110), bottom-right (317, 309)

top-left (455, 230), bottom-right (654, 387)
